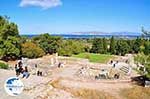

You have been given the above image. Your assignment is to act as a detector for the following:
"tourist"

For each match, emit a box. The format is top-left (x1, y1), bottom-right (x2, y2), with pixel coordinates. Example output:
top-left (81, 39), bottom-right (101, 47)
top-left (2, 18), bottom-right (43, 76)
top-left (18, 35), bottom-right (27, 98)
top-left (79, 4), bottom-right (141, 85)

top-left (39, 71), bottom-right (42, 76)
top-left (114, 73), bottom-right (120, 79)
top-left (35, 64), bottom-right (38, 74)
top-left (35, 64), bottom-right (42, 76)
top-left (18, 63), bottom-right (24, 74)
top-left (113, 63), bottom-right (116, 68)
top-left (125, 60), bottom-right (128, 63)
top-left (15, 64), bottom-right (19, 76)
top-left (116, 61), bottom-right (119, 64)
top-left (17, 60), bottom-right (24, 74)
top-left (37, 71), bottom-right (43, 76)
top-left (15, 62), bottom-right (24, 76)
top-left (18, 60), bottom-right (23, 67)
top-left (58, 62), bottom-right (61, 68)
top-left (22, 66), bottom-right (30, 78)
top-left (110, 60), bottom-right (113, 64)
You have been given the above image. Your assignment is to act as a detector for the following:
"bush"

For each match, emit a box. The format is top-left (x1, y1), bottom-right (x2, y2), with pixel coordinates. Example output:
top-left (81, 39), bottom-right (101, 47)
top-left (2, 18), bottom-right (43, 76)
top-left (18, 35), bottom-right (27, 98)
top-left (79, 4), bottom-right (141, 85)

top-left (144, 42), bottom-right (150, 55)
top-left (21, 42), bottom-right (45, 58)
top-left (0, 16), bottom-right (21, 60)
top-left (58, 40), bottom-right (85, 56)
top-left (58, 48), bottom-right (72, 56)
top-left (0, 62), bottom-right (9, 69)
top-left (115, 40), bottom-right (130, 56)
top-left (32, 33), bottom-right (62, 54)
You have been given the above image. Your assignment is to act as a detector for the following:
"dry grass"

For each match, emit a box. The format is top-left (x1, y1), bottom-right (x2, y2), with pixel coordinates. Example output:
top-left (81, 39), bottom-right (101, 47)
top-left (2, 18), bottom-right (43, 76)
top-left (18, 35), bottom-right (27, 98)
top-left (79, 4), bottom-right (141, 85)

top-left (51, 79), bottom-right (62, 88)
top-left (71, 88), bottom-right (115, 99)
top-left (51, 79), bottom-right (115, 99)
top-left (120, 86), bottom-right (150, 99)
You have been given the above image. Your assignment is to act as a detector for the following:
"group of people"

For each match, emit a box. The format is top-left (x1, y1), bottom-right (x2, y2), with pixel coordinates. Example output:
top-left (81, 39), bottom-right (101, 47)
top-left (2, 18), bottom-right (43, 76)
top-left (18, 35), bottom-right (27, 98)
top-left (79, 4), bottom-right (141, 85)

top-left (110, 60), bottom-right (119, 68)
top-left (14, 59), bottom-right (64, 78)
top-left (110, 60), bottom-right (120, 79)
top-left (35, 64), bottom-right (43, 76)
top-left (15, 60), bottom-right (30, 78)
top-left (58, 62), bottom-right (64, 68)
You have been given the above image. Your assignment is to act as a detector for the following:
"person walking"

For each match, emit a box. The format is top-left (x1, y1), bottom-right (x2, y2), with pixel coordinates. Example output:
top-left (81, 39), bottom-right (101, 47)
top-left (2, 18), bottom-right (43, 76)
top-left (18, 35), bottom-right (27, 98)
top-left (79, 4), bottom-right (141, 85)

top-left (22, 66), bottom-right (30, 78)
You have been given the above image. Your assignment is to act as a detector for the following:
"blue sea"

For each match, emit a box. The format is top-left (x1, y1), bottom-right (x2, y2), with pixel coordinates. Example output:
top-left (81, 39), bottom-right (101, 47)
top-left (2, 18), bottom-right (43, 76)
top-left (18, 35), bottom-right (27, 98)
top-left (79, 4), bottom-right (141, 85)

top-left (23, 34), bottom-right (141, 39)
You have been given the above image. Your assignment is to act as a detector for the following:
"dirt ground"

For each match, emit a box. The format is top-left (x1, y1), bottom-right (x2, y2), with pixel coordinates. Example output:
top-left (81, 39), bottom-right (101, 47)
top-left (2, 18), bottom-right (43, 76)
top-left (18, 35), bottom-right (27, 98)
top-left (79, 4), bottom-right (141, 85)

top-left (0, 55), bottom-right (139, 99)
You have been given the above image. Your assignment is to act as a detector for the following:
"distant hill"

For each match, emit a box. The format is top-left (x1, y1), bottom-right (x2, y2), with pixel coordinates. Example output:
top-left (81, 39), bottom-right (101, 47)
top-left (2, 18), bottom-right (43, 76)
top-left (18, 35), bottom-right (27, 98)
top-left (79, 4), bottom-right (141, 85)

top-left (21, 32), bottom-right (141, 39)
top-left (54, 31), bottom-right (141, 36)
top-left (110, 32), bottom-right (141, 36)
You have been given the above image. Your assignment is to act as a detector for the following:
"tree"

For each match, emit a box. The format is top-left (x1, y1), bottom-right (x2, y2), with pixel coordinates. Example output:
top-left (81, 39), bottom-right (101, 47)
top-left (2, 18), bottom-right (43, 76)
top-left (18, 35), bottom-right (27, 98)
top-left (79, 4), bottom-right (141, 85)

top-left (90, 38), bottom-right (104, 54)
top-left (115, 40), bottom-right (130, 56)
top-left (142, 27), bottom-right (150, 39)
top-left (3, 40), bottom-right (20, 60)
top-left (126, 40), bottom-right (134, 53)
top-left (58, 40), bottom-right (73, 56)
top-left (102, 38), bottom-right (107, 54)
top-left (145, 56), bottom-right (150, 78)
top-left (21, 42), bottom-right (45, 58)
top-left (58, 40), bottom-right (85, 56)
top-left (72, 40), bottom-right (85, 54)
top-left (144, 41), bottom-right (150, 55)
top-left (134, 53), bottom-right (146, 65)
top-left (33, 33), bottom-right (62, 54)
top-left (132, 38), bottom-right (142, 53)
top-left (135, 53), bottom-right (150, 79)
top-left (0, 16), bottom-right (19, 39)
top-left (0, 38), bottom-right (5, 59)
top-left (0, 38), bottom-right (20, 60)
top-left (0, 16), bottom-right (20, 60)
top-left (110, 36), bottom-right (116, 54)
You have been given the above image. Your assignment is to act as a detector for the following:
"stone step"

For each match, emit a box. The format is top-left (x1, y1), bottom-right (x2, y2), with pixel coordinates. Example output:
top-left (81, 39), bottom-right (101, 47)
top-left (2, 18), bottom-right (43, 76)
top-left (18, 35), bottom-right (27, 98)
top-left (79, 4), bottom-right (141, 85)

top-left (120, 66), bottom-right (129, 74)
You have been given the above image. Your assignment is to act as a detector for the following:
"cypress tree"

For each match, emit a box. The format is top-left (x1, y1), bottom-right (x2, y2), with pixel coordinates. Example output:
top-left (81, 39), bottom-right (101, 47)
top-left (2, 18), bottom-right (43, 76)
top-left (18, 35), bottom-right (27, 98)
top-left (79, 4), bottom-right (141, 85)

top-left (115, 40), bottom-right (130, 56)
top-left (133, 38), bottom-right (142, 53)
top-left (91, 38), bottom-right (104, 54)
top-left (144, 41), bottom-right (150, 55)
top-left (110, 36), bottom-right (115, 54)
top-left (103, 38), bottom-right (107, 54)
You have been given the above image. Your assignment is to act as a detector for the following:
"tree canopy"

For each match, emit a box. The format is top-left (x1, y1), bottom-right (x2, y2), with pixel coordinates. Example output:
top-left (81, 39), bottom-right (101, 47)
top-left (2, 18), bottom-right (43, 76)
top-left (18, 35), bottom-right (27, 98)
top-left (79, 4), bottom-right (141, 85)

top-left (32, 33), bottom-right (62, 54)
top-left (110, 36), bottom-right (116, 54)
top-left (0, 16), bottom-right (20, 60)
top-left (21, 42), bottom-right (45, 58)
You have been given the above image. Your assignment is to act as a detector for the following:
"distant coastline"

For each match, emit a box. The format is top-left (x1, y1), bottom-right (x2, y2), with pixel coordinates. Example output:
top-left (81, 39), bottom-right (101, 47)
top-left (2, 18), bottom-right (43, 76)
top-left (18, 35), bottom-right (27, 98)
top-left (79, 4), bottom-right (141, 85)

top-left (21, 34), bottom-right (141, 39)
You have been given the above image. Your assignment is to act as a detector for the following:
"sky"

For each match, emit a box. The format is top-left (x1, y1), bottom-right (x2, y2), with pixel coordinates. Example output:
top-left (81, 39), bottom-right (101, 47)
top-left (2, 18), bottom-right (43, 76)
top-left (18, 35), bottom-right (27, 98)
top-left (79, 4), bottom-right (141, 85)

top-left (0, 0), bottom-right (150, 35)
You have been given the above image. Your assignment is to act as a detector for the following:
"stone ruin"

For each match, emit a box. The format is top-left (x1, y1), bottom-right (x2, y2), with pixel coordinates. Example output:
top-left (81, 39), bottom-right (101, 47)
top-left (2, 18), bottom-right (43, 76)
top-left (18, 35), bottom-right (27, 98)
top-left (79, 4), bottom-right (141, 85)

top-left (20, 53), bottom-right (63, 76)
top-left (76, 66), bottom-right (110, 80)
top-left (76, 60), bottom-right (132, 80)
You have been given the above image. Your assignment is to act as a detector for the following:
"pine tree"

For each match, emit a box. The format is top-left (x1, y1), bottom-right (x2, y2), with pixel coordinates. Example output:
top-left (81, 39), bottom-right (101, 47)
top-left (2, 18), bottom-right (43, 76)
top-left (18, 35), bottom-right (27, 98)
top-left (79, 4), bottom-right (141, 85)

top-left (115, 40), bottom-right (130, 56)
top-left (103, 38), bottom-right (107, 54)
top-left (91, 38), bottom-right (104, 54)
top-left (133, 38), bottom-right (141, 53)
top-left (0, 16), bottom-right (20, 60)
top-left (144, 41), bottom-right (150, 55)
top-left (110, 36), bottom-right (115, 54)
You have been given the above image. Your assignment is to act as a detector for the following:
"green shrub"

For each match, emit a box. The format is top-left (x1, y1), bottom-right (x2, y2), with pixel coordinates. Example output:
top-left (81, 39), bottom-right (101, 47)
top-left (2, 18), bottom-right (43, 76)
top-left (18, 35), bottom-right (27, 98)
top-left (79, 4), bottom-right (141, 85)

top-left (58, 40), bottom-right (85, 56)
top-left (0, 62), bottom-right (9, 69)
top-left (21, 42), bottom-right (45, 58)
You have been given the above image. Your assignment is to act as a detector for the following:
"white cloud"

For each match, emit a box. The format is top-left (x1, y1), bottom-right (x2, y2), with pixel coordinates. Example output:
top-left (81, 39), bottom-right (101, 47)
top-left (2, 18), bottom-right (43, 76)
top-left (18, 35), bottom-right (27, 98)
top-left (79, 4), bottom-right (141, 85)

top-left (20, 0), bottom-right (62, 9)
